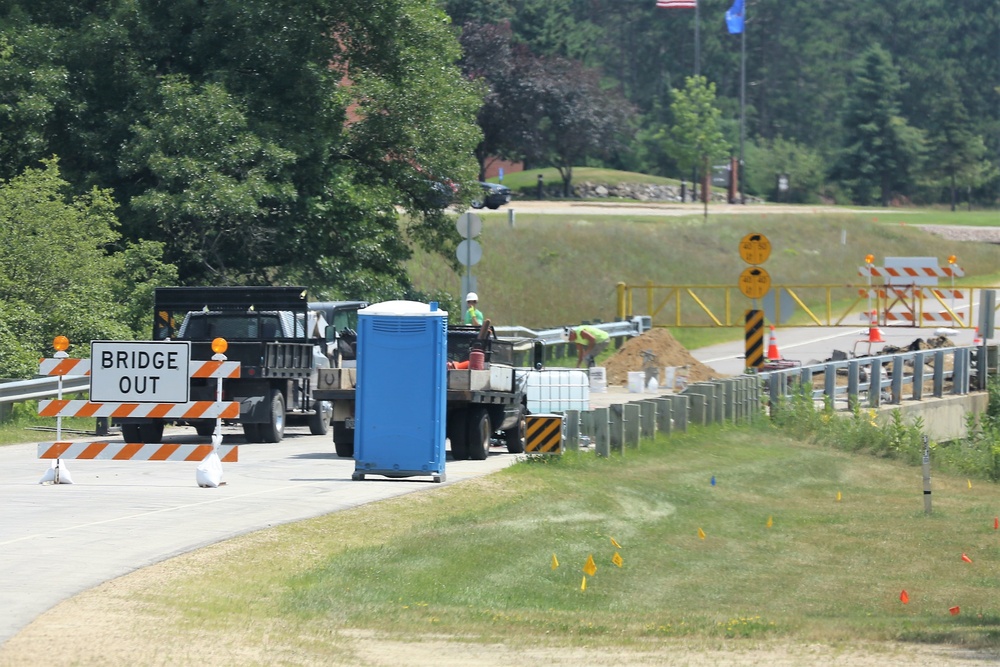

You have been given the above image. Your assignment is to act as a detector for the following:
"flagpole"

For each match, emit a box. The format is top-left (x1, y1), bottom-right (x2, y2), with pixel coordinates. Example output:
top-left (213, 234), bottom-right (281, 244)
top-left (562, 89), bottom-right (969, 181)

top-left (739, 3), bottom-right (746, 204)
top-left (693, 0), bottom-right (701, 203)
top-left (694, 0), bottom-right (700, 76)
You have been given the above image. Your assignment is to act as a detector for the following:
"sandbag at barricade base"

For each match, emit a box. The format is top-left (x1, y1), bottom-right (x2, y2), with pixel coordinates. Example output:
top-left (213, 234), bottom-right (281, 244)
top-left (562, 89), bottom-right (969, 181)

top-left (196, 434), bottom-right (225, 488)
top-left (39, 460), bottom-right (74, 485)
top-left (196, 452), bottom-right (224, 488)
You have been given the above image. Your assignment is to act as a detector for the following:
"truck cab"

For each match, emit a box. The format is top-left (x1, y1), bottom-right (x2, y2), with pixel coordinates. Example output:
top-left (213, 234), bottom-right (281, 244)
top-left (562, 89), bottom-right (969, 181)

top-left (116, 287), bottom-right (366, 444)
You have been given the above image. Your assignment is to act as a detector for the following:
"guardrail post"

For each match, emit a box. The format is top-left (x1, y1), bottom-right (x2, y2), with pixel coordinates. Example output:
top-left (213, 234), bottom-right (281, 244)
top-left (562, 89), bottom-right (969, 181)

top-left (868, 358), bottom-right (883, 408)
top-left (687, 392), bottom-right (706, 426)
top-left (609, 404), bottom-right (624, 454)
top-left (564, 410), bottom-right (580, 451)
top-left (913, 351), bottom-right (925, 401)
top-left (593, 407), bottom-right (610, 457)
top-left (955, 347), bottom-right (970, 395)
top-left (933, 350), bottom-right (945, 397)
top-left (670, 395), bottom-right (689, 432)
top-left (848, 360), bottom-right (860, 410)
top-left (624, 403), bottom-right (640, 448)
top-left (654, 397), bottom-right (672, 435)
top-left (640, 400), bottom-right (657, 439)
top-left (891, 357), bottom-right (904, 404)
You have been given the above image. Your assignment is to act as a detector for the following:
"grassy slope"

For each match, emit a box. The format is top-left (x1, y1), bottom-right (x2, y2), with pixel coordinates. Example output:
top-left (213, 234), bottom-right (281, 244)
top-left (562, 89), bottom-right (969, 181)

top-left (33, 424), bottom-right (1000, 662)
top-left (407, 207), bottom-right (1000, 350)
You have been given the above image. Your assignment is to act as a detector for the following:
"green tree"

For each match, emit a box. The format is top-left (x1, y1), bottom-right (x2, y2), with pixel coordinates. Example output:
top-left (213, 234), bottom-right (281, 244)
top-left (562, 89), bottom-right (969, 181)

top-left (0, 0), bottom-right (482, 299)
top-left (120, 75), bottom-right (298, 284)
top-left (0, 160), bottom-right (144, 376)
top-left (925, 78), bottom-right (989, 211)
top-left (520, 56), bottom-right (634, 197)
top-left (662, 75), bottom-right (728, 214)
top-left (744, 136), bottom-right (826, 203)
top-left (832, 46), bottom-right (923, 206)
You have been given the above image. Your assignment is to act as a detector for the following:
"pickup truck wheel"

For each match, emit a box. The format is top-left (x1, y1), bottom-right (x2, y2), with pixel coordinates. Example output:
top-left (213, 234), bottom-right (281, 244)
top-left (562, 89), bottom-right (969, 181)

top-left (309, 401), bottom-right (332, 435)
top-left (333, 422), bottom-right (355, 458)
top-left (122, 424), bottom-right (142, 443)
top-left (139, 422), bottom-right (164, 443)
top-left (448, 409), bottom-right (469, 461)
top-left (467, 407), bottom-right (491, 461)
top-left (194, 422), bottom-right (215, 437)
top-left (259, 390), bottom-right (285, 443)
top-left (503, 407), bottom-right (526, 454)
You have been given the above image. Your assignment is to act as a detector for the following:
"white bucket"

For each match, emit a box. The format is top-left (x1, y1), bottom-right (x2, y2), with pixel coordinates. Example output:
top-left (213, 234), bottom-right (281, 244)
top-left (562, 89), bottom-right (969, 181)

top-left (627, 371), bottom-right (644, 393)
top-left (589, 366), bottom-right (607, 393)
top-left (663, 367), bottom-right (676, 393)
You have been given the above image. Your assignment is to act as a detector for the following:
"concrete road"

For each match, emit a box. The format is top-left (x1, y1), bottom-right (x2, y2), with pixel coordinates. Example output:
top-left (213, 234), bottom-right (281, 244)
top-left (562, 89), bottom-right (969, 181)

top-left (0, 426), bottom-right (517, 644)
top-left (690, 325), bottom-right (982, 378)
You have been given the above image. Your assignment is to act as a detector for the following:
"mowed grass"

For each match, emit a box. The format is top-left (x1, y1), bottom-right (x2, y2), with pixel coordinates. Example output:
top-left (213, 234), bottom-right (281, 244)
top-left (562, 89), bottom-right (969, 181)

top-left (408, 210), bottom-right (1000, 350)
top-left (62, 424), bottom-right (1000, 661)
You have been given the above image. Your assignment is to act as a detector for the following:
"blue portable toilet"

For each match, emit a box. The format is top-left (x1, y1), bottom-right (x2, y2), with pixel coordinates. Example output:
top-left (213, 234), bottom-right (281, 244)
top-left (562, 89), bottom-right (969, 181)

top-left (352, 300), bottom-right (447, 482)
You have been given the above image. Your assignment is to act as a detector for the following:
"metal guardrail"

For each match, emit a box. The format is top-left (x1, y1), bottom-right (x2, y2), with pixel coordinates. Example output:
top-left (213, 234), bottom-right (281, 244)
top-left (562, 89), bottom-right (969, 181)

top-left (0, 376), bottom-right (89, 405)
top-left (495, 317), bottom-right (651, 347)
top-left (2, 319), bottom-right (645, 406)
top-left (757, 344), bottom-right (989, 410)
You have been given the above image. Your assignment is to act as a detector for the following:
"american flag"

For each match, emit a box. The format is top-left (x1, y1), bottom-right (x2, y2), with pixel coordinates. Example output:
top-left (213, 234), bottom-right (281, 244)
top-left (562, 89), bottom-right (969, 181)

top-left (657, 0), bottom-right (697, 7)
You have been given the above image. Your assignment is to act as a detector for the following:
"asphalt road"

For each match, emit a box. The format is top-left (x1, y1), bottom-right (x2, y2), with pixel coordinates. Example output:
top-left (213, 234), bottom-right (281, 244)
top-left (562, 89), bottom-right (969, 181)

top-left (0, 426), bottom-right (517, 644)
top-left (688, 324), bottom-right (982, 377)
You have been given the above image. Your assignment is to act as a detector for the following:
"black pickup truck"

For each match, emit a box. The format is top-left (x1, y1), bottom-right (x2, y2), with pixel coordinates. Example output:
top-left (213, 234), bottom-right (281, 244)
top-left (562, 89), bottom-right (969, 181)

top-left (116, 286), bottom-right (365, 443)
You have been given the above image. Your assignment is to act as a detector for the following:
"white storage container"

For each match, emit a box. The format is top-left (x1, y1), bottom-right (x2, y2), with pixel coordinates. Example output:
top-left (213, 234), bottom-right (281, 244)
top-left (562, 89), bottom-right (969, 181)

top-left (524, 369), bottom-right (590, 414)
top-left (627, 371), bottom-right (644, 393)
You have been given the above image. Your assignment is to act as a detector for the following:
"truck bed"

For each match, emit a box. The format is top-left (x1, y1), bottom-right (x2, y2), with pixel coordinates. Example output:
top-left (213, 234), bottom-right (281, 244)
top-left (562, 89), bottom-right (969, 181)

top-left (315, 365), bottom-right (518, 405)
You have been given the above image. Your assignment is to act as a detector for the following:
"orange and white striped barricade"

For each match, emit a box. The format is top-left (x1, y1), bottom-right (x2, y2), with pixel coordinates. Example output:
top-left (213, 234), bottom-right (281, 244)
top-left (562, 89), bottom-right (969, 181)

top-left (38, 442), bottom-right (238, 462)
top-left (36, 338), bottom-right (241, 486)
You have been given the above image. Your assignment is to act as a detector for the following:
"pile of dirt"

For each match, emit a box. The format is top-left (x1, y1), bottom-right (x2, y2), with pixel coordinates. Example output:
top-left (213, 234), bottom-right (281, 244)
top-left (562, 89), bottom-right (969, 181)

top-left (603, 328), bottom-right (725, 386)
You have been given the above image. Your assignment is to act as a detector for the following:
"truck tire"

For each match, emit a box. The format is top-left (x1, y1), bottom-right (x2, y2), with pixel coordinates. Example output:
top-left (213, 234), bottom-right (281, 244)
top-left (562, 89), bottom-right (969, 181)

top-left (333, 422), bottom-right (354, 458)
top-left (194, 422), bottom-right (215, 437)
top-left (259, 390), bottom-right (285, 443)
top-left (503, 407), bottom-right (526, 454)
top-left (243, 423), bottom-right (261, 442)
top-left (467, 407), bottom-right (491, 461)
top-left (308, 401), bottom-right (332, 435)
top-left (447, 409), bottom-right (469, 461)
top-left (122, 424), bottom-right (142, 443)
top-left (139, 422), bottom-right (164, 443)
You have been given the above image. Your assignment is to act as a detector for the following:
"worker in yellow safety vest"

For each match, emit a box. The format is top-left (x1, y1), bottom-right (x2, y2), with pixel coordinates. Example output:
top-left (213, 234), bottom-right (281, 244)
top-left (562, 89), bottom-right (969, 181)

top-left (565, 325), bottom-right (610, 368)
top-left (464, 292), bottom-right (483, 326)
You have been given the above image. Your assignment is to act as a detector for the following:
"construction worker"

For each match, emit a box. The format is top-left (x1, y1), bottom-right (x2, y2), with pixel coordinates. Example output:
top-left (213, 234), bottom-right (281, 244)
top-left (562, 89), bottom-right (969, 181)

top-left (464, 292), bottom-right (483, 326)
top-left (566, 324), bottom-right (610, 368)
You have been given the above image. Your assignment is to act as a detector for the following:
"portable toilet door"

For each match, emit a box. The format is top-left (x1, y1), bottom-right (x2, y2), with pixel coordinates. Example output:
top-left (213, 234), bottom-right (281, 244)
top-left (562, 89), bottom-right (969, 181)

top-left (352, 300), bottom-right (448, 482)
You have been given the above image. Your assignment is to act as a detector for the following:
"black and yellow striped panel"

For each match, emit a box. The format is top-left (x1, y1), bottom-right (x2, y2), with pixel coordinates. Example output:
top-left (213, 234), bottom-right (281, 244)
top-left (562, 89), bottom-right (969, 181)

top-left (745, 309), bottom-right (765, 370)
top-left (525, 414), bottom-right (563, 454)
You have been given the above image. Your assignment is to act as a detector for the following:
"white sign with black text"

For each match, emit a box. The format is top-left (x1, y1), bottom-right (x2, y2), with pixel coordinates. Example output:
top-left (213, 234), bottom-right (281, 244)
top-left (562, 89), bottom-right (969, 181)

top-left (90, 341), bottom-right (191, 403)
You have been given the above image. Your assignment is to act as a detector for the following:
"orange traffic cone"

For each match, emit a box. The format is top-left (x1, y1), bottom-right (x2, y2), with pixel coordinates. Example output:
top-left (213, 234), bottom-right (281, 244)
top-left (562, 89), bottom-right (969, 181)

top-left (767, 326), bottom-right (781, 360)
top-left (867, 310), bottom-right (885, 343)
top-left (974, 327), bottom-right (982, 345)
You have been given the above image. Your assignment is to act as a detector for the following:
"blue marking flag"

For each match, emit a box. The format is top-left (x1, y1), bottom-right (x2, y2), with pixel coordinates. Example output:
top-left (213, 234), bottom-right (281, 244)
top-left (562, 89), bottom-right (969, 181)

top-left (657, 0), bottom-right (697, 8)
top-left (726, 0), bottom-right (745, 33)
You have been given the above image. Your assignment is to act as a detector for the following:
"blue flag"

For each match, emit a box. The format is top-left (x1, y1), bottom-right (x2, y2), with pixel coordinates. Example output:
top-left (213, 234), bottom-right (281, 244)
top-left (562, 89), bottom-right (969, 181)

top-left (726, 0), bottom-right (744, 34)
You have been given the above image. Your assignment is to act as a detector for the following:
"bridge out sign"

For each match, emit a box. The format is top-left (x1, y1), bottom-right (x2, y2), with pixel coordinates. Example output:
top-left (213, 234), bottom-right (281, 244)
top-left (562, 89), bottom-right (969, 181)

top-left (90, 341), bottom-right (191, 403)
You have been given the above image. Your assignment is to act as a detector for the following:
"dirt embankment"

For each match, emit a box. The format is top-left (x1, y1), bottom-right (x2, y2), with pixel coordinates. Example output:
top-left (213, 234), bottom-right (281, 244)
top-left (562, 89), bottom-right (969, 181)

top-left (603, 328), bottom-right (723, 386)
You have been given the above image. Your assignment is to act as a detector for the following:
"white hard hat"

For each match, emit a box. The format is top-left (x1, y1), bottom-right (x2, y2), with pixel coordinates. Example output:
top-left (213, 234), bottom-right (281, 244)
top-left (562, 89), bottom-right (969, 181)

top-left (466, 292), bottom-right (478, 302)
